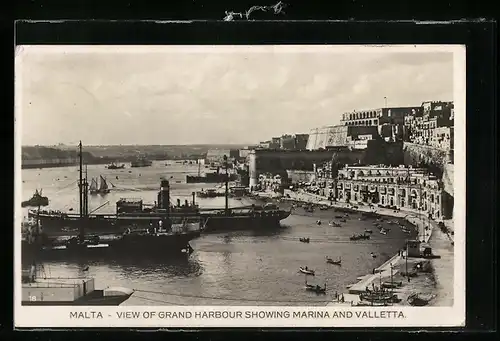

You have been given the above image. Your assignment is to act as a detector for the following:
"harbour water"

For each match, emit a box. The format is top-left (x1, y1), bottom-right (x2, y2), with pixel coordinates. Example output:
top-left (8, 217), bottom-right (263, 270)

top-left (19, 161), bottom-right (416, 306)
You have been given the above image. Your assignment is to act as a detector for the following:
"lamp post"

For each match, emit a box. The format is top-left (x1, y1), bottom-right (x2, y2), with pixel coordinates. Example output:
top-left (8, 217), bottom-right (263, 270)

top-left (223, 155), bottom-right (229, 215)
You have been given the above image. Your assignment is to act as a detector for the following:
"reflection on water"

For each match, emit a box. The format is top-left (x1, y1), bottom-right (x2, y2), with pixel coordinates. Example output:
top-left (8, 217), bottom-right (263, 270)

top-left (22, 164), bottom-right (418, 306)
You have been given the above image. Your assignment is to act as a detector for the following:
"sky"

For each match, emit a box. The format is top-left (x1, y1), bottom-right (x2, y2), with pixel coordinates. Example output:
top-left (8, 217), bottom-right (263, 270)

top-left (16, 45), bottom-right (455, 146)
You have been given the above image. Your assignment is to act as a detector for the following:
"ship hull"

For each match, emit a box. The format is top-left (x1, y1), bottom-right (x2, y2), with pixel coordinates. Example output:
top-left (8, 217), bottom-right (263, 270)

top-left (201, 211), bottom-right (291, 232)
top-left (29, 209), bottom-right (291, 235)
top-left (27, 213), bottom-right (126, 237)
top-left (27, 212), bottom-right (192, 236)
top-left (21, 230), bottom-right (201, 261)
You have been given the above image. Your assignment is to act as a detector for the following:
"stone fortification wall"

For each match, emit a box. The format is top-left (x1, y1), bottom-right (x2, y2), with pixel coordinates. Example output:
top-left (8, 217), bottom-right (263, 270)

top-left (306, 125), bottom-right (379, 150)
top-left (403, 142), bottom-right (449, 177)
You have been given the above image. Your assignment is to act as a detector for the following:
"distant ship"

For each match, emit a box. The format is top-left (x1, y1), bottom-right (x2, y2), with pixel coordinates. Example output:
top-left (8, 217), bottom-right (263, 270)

top-left (106, 162), bottom-right (125, 169)
top-left (196, 188), bottom-right (225, 198)
top-left (21, 189), bottom-right (49, 208)
top-left (131, 156), bottom-right (152, 168)
top-left (186, 163), bottom-right (238, 183)
top-left (89, 175), bottom-right (112, 195)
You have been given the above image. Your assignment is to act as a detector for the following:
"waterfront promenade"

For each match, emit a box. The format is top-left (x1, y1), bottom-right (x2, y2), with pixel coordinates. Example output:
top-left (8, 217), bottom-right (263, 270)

top-left (272, 190), bottom-right (454, 307)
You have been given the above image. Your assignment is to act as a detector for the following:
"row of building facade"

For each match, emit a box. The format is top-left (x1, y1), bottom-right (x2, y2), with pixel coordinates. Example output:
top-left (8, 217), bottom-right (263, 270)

top-left (257, 134), bottom-right (309, 151)
top-left (258, 163), bottom-right (451, 221)
top-left (334, 165), bottom-right (447, 220)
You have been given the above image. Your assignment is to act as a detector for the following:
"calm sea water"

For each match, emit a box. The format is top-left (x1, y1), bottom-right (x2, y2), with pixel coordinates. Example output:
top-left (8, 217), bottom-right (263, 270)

top-left (20, 161), bottom-right (415, 306)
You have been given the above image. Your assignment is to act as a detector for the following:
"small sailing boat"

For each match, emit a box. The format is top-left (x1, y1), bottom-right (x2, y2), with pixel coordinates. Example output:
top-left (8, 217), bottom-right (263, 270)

top-left (89, 175), bottom-right (111, 195)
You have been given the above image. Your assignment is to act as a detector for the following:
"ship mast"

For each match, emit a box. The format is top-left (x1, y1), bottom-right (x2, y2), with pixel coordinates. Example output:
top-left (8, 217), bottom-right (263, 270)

top-left (78, 141), bottom-right (89, 240)
top-left (224, 154), bottom-right (229, 214)
top-left (79, 141), bottom-right (83, 218)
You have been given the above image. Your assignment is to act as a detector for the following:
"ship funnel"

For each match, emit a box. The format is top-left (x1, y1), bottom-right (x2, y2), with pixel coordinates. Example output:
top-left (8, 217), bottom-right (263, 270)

top-left (177, 198), bottom-right (181, 207)
top-left (192, 191), bottom-right (196, 206)
top-left (159, 180), bottom-right (170, 210)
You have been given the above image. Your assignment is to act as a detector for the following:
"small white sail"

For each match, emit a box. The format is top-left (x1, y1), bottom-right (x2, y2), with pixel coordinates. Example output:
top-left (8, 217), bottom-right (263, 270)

top-left (99, 175), bottom-right (108, 191)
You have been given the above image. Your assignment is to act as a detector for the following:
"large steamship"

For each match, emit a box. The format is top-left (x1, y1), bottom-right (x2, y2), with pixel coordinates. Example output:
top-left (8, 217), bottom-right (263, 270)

top-left (23, 142), bottom-right (202, 257)
top-left (27, 147), bottom-right (291, 237)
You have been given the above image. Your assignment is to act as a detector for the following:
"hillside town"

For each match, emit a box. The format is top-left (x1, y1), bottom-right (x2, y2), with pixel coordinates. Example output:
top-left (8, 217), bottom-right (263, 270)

top-left (221, 100), bottom-right (454, 227)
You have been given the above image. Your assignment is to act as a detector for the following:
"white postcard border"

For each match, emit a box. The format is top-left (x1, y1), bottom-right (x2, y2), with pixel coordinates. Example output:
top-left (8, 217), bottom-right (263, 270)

top-left (14, 44), bottom-right (466, 328)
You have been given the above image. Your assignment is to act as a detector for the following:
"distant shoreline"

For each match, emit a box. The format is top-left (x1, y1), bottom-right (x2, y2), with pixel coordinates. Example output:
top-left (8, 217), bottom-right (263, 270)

top-left (21, 161), bottom-right (110, 170)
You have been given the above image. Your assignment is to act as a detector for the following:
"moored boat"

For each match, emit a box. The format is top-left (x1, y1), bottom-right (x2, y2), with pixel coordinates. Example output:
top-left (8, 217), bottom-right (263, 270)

top-left (407, 293), bottom-right (435, 306)
top-left (196, 188), bottom-right (224, 198)
top-left (326, 256), bottom-right (341, 265)
top-left (22, 264), bottom-right (133, 306)
top-left (299, 266), bottom-right (315, 276)
top-left (305, 281), bottom-right (326, 294)
top-left (359, 291), bottom-right (401, 304)
top-left (131, 156), bottom-right (152, 168)
top-left (350, 233), bottom-right (370, 241)
top-left (106, 162), bottom-right (125, 169)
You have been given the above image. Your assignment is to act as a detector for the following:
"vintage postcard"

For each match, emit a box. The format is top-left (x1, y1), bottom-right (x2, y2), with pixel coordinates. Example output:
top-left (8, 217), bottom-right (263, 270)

top-left (14, 45), bottom-right (465, 328)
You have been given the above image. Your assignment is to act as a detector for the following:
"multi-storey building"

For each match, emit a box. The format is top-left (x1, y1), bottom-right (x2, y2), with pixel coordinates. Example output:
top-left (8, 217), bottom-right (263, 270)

top-left (258, 141), bottom-right (271, 149)
top-left (280, 134), bottom-right (296, 150)
top-left (258, 134), bottom-right (310, 151)
top-left (404, 101), bottom-right (454, 150)
top-left (340, 106), bottom-right (422, 127)
top-left (335, 165), bottom-right (443, 220)
top-left (294, 134), bottom-right (309, 150)
top-left (206, 149), bottom-right (231, 164)
top-left (270, 137), bottom-right (281, 149)
top-left (256, 172), bottom-right (289, 193)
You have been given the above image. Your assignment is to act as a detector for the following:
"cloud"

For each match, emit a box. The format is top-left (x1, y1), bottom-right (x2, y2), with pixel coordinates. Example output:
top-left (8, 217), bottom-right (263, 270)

top-left (18, 46), bottom-right (454, 145)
